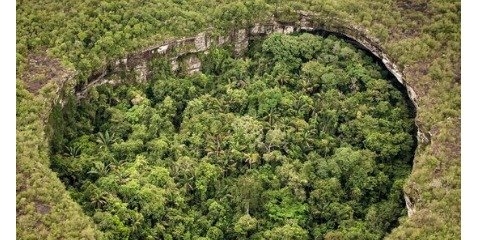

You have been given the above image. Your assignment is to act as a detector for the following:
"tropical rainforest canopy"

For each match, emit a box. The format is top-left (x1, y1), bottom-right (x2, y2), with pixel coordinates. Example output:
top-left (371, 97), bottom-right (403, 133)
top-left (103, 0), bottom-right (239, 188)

top-left (16, 0), bottom-right (460, 239)
top-left (48, 33), bottom-right (415, 239)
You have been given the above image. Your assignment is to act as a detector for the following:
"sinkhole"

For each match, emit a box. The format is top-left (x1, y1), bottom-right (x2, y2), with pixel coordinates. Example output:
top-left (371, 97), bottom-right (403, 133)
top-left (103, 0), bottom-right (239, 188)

top-left (48, 32), bottom-right (417, 239)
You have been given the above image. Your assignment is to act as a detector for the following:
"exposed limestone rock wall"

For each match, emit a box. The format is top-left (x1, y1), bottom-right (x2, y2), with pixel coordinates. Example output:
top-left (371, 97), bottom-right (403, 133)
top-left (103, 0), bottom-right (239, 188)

top-left (404, 194), bottom-right (416, 217)
top-left (70, 11), bottom-right (423, 217)
top-left (74, 11), bottom-right (422, 145)
top-left (76, 12), bottom-right (418, 107)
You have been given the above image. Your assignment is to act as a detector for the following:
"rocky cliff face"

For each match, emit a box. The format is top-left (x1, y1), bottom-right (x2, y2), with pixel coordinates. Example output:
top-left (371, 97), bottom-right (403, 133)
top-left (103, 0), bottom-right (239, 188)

top-left (74, 11), bottom-right (424, 146)
top-left (69, 11), bottom-right (423, 217)
top-left (76, 12), bottom-right (418, 107)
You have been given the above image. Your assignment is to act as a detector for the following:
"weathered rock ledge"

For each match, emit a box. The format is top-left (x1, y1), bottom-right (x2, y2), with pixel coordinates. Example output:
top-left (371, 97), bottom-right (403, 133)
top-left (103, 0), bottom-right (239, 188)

top-left (69, 10), bottom-right (422, 217)
top-left (75, 12), bottom-right (418, 109)
top-left (75, 11), bottom-right (425, 144)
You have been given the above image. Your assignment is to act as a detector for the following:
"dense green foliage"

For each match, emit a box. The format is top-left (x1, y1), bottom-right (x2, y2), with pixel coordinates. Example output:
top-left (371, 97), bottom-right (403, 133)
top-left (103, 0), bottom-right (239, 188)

top-left (16, 81), bottom-right (102, 239)
top-left (16, 0), bottom-right (271, 81)
top-left (16, 0), bottom-right (460, 239)
top-left (49, 34), bottom-right (415, 239)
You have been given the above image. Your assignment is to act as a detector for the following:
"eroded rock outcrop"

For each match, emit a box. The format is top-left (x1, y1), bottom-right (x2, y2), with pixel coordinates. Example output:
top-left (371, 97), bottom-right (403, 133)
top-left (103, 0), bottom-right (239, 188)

top-left (74, 11), bottom-right (423, 143)
top-left (71, 11), bottom-right (422, 218)
top-left (75, 12), bottom-right (418, 111)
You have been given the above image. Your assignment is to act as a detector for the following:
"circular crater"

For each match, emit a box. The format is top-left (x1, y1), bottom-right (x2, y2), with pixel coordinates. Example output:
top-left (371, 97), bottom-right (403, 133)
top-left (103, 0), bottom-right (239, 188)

top-left (49, 33), bottom-right (416, 239)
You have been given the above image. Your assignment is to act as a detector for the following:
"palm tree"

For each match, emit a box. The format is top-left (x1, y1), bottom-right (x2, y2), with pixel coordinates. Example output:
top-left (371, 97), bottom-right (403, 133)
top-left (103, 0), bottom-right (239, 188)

top-left (89, 189), bottom-right (109, 209)
top-left (65, 145), bottom-right (81, 157)
top-left (88, 161), bottom-right (111, 177)
top-left (96, 130), bottom-right (118, 149)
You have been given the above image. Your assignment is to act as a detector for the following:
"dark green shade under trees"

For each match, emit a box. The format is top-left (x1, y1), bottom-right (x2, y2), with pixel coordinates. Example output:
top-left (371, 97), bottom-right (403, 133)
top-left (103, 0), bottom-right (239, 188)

top-left (49, 33), bottom-right (415, 240)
